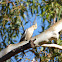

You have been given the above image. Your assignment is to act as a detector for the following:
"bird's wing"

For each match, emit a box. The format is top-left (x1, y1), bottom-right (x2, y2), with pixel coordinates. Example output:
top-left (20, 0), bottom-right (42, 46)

top-left (20, 29), bottom-right (27, 41)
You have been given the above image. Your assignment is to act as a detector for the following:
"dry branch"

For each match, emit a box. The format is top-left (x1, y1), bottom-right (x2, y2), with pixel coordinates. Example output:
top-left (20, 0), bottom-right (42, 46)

top-left (42, 44), bottom-right (62, 49)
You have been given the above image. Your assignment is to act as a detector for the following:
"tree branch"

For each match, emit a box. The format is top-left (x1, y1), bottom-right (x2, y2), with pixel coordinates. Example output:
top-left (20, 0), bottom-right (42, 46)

top-left (0, 41), bottom-right (32, 62)
top-left (42, 44), bottom-right (62, 49)
top-left (0, 19), bottom-right (62, 61)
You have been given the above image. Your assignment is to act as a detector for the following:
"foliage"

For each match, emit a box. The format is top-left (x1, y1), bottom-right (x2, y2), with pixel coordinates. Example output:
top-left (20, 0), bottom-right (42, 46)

top-left (0, 0), bottom-right (62, 62)
top-left (40, 0), bottom-right (62, 23)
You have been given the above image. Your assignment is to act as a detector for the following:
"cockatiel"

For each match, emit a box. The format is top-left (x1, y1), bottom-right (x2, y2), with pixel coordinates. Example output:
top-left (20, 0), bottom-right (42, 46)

top-left (20, 22), bottom-right (37, 41)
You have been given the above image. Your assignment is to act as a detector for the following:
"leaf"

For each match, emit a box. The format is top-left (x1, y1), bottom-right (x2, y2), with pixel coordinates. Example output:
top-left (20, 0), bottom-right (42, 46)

top-left (57, 39), bottom-right (62, 45)
top-left (40, 47), bottom-right (44, 51)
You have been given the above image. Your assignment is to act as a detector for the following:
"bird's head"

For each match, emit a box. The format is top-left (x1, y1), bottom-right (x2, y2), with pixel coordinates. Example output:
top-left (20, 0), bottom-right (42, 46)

top-left (33, 23), bottom-right (37, 30)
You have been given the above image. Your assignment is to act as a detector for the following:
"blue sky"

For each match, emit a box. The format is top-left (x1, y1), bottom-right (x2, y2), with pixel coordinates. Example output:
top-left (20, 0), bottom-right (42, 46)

top-left (0, 0), bottom-right (50, 62)
top-left (0, 0), bottom-right (61, 62)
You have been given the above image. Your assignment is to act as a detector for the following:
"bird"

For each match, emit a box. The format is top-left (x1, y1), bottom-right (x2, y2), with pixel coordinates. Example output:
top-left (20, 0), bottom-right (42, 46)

top-left (20, 22), bottom-right (37, 42)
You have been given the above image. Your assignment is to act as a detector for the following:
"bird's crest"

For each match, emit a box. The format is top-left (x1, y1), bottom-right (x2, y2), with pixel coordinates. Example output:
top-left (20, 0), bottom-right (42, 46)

top-left (33, 15), bottom-right (37, 29)
top-left (33, 15), bottom-right (37, 25)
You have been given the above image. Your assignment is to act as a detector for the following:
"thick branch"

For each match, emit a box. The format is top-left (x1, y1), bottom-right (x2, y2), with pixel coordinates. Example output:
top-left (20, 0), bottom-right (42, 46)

top-left (0, 19), bottom-right (62, 61)
top-left (0, 41), bottom-right (32, 62)
top-left (31, 19), bottom-right (62, 46)
top-left (0, 41), bottom-right (29, 58)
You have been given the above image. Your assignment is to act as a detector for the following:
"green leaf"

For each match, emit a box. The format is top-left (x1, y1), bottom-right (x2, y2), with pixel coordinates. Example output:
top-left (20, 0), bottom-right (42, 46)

top-left (40, 47), bottom-right (44, 51)
top-left (57, 39), bottom-right (62, 45)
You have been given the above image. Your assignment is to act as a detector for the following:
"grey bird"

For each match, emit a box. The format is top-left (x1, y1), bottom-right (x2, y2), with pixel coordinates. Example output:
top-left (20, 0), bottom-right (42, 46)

top-left (20, 22), bottom-right (37, 41)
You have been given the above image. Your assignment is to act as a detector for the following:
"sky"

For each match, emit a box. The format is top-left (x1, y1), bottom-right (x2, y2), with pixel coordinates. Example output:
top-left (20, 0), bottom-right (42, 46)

top-left (0, 0), bottom-right (61, 62)
top-left (0, 0), bottom-right (50, 62)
